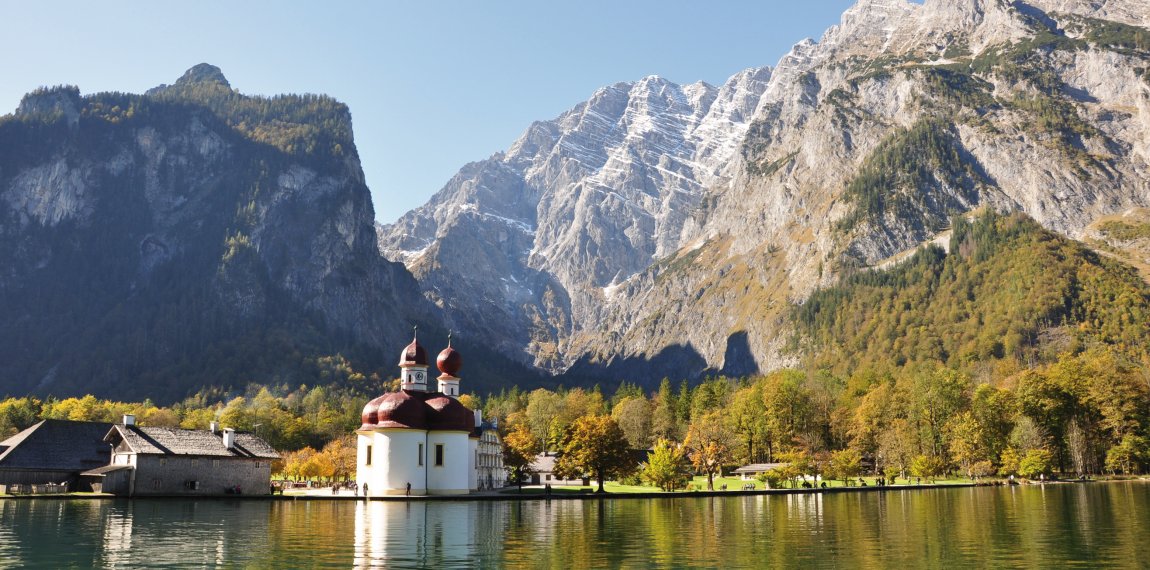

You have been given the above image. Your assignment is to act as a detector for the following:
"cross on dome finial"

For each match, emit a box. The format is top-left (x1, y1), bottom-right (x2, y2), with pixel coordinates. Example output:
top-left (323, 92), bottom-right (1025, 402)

top-left (412, 325), bottom-right (418, 340)
top-left (447, 332), bottom-right (452, 347)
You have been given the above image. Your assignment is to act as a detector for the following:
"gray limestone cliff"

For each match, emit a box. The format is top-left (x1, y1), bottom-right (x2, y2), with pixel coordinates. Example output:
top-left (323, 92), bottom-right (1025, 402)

top-left (381, 0), bottom-right (1150, 386)
top-left (0, 66), bottom-right (431, 400)
top-left (379, 68), bottom-right (773, 370)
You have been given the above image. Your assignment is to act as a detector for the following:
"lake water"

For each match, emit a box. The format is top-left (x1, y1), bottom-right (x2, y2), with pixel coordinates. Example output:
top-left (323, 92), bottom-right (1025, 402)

top-left (2, 482), bottom-right (1148, 568)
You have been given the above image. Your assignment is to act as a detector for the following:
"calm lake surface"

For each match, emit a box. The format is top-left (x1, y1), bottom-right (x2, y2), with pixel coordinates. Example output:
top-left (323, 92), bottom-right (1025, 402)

top-left (2, 482), bottom-right (1148, 569)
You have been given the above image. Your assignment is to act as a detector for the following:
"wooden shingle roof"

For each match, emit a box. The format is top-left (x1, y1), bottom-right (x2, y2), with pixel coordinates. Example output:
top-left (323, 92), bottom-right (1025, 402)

top-left (108, 425), bottom-right (279, 460)
top-left (0, 420), bottom-right (114, 471)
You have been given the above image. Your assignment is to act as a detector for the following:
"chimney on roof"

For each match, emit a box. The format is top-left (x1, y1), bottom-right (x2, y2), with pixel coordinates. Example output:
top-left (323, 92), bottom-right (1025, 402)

top-left (223, 428), bottom-right (235, 450)
top-left (210, 421), bottom-right (220, 435)
top-left (122, 414), bottom-right (136, 426)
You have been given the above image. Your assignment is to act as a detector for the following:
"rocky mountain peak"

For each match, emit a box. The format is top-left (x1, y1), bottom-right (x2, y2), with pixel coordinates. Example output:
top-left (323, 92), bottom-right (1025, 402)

top-left (15, 85), bottom-right (82, 127)
top-left (823, 0), bottom-right (918, 50)
top-left (383, 0), bottom-right (1150, 384)
top-left (1029, 0), bottom-right (1150, 27)
top-left (175, 63), bottom-right (231, 88)
top-left (0, 69), bottom-right (434, 400)
top-left (379, 64), bottom-right (777, 369)
top-left (147, 63), bottom-right (232, 97)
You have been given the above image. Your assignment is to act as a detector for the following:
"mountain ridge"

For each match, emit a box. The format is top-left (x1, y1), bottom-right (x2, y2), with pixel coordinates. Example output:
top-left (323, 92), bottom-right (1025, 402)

top-left (0, 67), bottom-right (451, 401)
top-left (379, 0), bottom-right (1150, 387)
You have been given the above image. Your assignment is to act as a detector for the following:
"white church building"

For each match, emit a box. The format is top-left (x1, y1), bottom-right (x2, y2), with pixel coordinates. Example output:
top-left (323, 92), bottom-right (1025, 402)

top-left (357, 333), bottom-right (498, 496)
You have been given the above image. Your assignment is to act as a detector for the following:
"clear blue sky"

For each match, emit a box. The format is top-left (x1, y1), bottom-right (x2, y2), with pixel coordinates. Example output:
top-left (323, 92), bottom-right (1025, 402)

top-left (1, 1), bottom-right (856, 224)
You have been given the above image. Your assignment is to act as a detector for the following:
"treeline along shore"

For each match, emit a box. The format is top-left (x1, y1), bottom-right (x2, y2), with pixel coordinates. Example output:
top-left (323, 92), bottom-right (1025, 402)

top-left (3, 341), bottom-right (1148, 490)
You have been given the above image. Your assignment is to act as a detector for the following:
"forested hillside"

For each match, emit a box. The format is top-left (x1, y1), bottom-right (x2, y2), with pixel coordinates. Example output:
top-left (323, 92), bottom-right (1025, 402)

top-left (796, 212), bottom-right (1150, 376)
top-left (8, 210), bottom-right (1150, 480)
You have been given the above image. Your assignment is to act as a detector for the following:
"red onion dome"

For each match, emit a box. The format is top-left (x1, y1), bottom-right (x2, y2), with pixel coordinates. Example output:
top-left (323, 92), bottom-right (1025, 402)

top-left (360, 395), bottom-right (387, 429)
top-left (425, 395), bottom-right (475, 432)
top-left (399, 337), bottom-right (427, 367)
top-left (437, 345), bottom-right (462, 377)
top-left (374, 391), bottom-right (429, 430)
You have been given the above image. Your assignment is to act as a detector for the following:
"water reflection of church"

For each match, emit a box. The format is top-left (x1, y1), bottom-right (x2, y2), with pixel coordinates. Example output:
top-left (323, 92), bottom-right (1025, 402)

top-left (354, 501), bottom-right (480, 567)
top-left (356, 333), bottom-right (505, 496)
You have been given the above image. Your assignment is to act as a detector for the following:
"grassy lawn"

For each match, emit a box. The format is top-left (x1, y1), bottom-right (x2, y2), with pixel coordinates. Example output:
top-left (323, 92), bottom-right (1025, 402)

top-left (497, 474), bottom-right (988, 496)
top-left (497, 476), bottom-right (981, 495)
top-left (632, 475), bottom-right (984, 493)
top-left (600, 482), bottom-right (656, 494)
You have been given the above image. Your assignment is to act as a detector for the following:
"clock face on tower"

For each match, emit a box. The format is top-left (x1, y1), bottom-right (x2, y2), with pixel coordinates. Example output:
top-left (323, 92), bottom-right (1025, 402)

top-left (414, 371), bottom-right (425, 383)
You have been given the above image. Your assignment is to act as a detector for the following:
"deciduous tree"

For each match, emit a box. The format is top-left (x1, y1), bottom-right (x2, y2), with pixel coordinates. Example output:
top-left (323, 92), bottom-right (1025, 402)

top-left (1018, 449), bottom-right (1053, 479)
top-left (947, 411), bottom-right (988, 478)
top-left (827, 449), bottom-right (862, 484)
top-left (612, 396), bottom-right (653, 450)
top-left (727, 384), bottom-right (770, 464)
top-left (554, 415), bottom-right (635, 493)
top-left (1105, 435), bottom-right (1148, 475)
top-left (642, 439), bottom-right (691, 491)
top-left (503, 424), bottom-right (539, 491)
top-left (998, 447), bottom-right (1021, 477)
top-left (684, 411), bottom-right (734, 490)
top-left (321, 435), bottom-right (357, 482)
top-left (525, 389), bottom-right (563, 453)
top-left (910, 454), bottom-right (947, 482)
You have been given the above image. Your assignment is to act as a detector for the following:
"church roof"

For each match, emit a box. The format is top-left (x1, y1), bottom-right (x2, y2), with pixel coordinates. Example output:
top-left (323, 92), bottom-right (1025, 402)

top-left (425, 394), bottom-right (475, 432)
top-left (365, 391), bottom-right (429, 430)
top-left (359, 390), bottom-right (475, 432)
top-left (436, 344), bottom-right (462, 377)
top-left (399, 337), bottom-right (428, 367)
top-left (362, 335), bottom-right (474, 432)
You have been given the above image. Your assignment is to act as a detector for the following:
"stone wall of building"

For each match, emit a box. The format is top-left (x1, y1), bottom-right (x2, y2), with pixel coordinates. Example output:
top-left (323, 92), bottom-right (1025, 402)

top-left (130, 455), bottom-right (272, 496)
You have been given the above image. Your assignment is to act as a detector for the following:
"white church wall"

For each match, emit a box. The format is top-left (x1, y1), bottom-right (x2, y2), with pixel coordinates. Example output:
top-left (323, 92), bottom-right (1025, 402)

top-left (425, 431), bottom-right (469, 495)
top-left (356, 433), bottom-right (375, 493)
top-left (359, 429), bottom-right (428, 496)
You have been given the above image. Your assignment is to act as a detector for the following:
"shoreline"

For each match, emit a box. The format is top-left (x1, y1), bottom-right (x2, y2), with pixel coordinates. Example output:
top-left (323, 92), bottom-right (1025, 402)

top-left (3, 477), bottom-right (1145, 502)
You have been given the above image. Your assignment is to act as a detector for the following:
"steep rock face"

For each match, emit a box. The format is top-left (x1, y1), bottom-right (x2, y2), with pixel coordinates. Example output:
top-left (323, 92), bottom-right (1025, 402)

top-left (0, 68), bottom-right (428, 400)
top-left (607, 0), bottom-right (1150, 378)
top-left (385, 0), bottom-right (1150, 386)
top-left (379, 69), bottom-right (773, 368)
